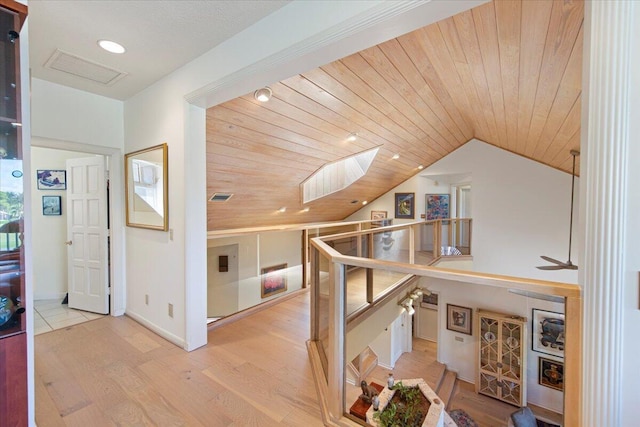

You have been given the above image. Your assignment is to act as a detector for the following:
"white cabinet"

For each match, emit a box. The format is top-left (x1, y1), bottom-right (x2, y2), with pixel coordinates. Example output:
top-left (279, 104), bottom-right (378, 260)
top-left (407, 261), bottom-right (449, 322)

top-left (476, 309), bottom-right (527, 407)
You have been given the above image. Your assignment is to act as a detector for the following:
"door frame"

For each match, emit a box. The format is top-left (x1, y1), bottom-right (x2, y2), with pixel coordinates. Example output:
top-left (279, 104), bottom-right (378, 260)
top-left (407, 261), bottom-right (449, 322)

top-left (31, 137), bottom-right (125, 316)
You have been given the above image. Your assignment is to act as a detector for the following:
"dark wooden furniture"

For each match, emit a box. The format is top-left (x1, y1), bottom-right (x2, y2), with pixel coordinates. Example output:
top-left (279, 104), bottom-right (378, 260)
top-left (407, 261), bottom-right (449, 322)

top-left (349, 382), bottom-right (384, 421)
top-left (0, 1), bottom-right (27, 425)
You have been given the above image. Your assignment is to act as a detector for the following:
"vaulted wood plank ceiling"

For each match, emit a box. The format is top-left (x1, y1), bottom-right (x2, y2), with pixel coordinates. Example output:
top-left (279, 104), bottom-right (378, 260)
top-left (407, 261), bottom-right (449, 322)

top-left (207, 0), bottom-right (583, 230)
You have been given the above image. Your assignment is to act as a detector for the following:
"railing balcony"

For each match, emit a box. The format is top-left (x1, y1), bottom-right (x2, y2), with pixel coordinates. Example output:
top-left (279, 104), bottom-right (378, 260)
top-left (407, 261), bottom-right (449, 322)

top-left (307, 219), bottom-right (581, 427)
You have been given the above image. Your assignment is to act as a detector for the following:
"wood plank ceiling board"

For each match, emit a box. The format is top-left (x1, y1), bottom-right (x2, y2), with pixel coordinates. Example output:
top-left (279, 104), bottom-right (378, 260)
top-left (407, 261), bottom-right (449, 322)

top-left (206, 0), bottom-right (583, 231)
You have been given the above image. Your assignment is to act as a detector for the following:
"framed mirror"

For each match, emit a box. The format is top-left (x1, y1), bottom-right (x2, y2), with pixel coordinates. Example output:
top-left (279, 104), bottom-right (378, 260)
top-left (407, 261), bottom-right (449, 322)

top-left (125, 143), bottom-right (168, 231)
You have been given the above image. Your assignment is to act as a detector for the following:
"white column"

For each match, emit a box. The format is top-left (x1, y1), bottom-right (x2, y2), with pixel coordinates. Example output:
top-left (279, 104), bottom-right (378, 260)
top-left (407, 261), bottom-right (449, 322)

top-left (581, 1), bottom-right (633, 426)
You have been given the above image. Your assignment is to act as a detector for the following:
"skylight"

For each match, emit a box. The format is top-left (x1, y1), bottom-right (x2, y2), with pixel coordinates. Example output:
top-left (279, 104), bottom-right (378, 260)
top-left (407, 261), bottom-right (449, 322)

top-left (301, 147), bottom-right (379, 204)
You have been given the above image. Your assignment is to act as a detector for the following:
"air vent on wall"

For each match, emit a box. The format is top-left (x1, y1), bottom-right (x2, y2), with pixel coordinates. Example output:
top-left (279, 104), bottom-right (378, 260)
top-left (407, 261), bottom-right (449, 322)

top-left (44, 49), bottom-right (128, 86)
top-left (209, 193), bottom-right (233, 202)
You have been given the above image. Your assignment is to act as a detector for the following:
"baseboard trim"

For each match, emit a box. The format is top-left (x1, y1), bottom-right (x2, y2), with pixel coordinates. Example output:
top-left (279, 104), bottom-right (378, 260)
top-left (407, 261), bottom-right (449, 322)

top-left (125, 311), bottom-right (186, 349)
top-left (207, 288), bottom-right (308, 331)
top-left (34, 293), bottom-right (66, 301)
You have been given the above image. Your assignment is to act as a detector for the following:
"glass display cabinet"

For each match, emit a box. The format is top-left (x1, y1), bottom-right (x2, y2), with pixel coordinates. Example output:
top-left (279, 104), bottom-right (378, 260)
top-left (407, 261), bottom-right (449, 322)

top-left (476, 309), bottom-right (527, 407)
top-left (0, 1), bottom-right (28, 425)
top-left (0, 0), bottom-right (25, 337)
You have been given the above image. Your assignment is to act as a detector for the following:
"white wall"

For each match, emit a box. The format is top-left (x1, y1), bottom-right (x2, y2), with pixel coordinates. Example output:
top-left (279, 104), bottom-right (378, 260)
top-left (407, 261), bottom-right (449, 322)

top-left (346, 294), bottom-right (406, 364)
top-left (350, 140), bottom-right (579, 284)
top-left (622, 5), bottom-right (640, 424)
top-left (207, 244), bottom-right (239, 317)
top-left (419, 276), bottom-right (564, 413)
top-left (370, 326), bottom-right (393, 369)
top-left (31, 78), bottom-right (124, 148)
top-left (206, 231), bottom-right (305, 316)
top-left (30, 147), bottom-right (94, 300)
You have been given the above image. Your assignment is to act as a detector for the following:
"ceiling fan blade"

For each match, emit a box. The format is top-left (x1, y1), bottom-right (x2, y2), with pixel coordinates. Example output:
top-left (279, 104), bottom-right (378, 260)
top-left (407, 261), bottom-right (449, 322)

top-left (540, 255), bottom-right (565, 265)
top-left (536, 264), bottom-right (566, 270)
top-left (537, 259), bottom-right (579, 270)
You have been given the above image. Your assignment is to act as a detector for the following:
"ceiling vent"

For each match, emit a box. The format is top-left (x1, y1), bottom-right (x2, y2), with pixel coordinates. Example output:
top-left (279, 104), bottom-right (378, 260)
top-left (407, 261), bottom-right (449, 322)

top-left (44, 49), bottom-right (128, 86)
top-left (209, 193), bottom-right (233, 202)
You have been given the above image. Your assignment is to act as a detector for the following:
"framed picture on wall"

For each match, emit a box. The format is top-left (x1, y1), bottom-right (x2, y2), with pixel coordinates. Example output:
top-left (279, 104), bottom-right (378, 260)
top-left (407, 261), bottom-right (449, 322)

top-left (425, 194), bottom-right (450, 220)
top-left (261, 263), bottom-right (288, 298)
top-left (532, 309), bottom-right (564, 358)
top-left (394, 193), bottom-right (415, 219)
top-left (539, 357), bottom-right (564, 391)
top-left (371, 210), bottom-right (387, 227)
top-left (446, 304), bottom-right (472, 335)
top-left (421, 292), bottom-right (438, 310)
top-left (37, 169), bottom-right (66, 190)
top-left (42, 195), bottom-right (62, 216)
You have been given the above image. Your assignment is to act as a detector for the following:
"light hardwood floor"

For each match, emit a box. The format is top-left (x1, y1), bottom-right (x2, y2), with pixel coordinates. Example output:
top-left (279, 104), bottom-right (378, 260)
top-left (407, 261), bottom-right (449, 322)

top-left (35, 291), bottom-right (557, 427)
top-left (35, 292), bottom-right (324, 426)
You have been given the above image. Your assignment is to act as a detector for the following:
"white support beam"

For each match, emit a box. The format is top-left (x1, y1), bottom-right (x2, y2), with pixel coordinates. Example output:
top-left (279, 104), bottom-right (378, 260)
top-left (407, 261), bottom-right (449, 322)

top-left (580, 1), bottom-right (632, 425)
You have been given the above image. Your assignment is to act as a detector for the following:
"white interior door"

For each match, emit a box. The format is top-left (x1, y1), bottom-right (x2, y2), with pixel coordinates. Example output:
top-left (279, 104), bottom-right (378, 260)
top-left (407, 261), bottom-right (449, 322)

top-left (66, 156), bottom-right (109, 314)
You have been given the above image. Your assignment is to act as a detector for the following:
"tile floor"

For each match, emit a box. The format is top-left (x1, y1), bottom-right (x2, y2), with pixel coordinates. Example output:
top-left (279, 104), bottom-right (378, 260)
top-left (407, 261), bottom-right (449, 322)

top-left (33, 299), bottom-right (106, 335)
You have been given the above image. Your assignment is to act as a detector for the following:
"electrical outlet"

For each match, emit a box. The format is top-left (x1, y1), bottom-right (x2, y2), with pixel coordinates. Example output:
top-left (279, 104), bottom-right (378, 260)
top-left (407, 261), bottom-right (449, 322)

top-left (455, 336), bottom-right (464, 342)
top-left (145, 294), bottom-right (149, 305)
top-left (168, 303), bottom-right (173, 318)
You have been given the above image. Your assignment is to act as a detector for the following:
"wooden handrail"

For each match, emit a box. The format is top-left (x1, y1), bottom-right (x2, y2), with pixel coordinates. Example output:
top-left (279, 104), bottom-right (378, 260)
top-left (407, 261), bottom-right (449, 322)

top-left (309, 218), bottom-right (581, 426)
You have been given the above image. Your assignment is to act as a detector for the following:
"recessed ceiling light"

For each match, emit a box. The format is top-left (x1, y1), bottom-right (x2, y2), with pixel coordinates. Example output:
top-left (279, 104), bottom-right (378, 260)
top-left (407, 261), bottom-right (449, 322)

top-left (98, 39), bottom-right (126, 54)
top-left (278, 206), bottom-right (287, 213)
top-left (362, 201), bottom-right (368, 205)
top-left (254, 87), bottom-right (272, 102)
top-left (418, 165), bottom-right (424, 170)
top-left (392, 154), bottom-right (400, 160)
top-left (347, 133), bottom-right (358, 142)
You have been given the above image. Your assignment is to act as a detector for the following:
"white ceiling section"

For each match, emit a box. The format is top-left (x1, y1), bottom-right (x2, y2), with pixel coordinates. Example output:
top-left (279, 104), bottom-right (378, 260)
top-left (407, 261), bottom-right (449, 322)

top-left (28, 0), bottom-right (290, 100)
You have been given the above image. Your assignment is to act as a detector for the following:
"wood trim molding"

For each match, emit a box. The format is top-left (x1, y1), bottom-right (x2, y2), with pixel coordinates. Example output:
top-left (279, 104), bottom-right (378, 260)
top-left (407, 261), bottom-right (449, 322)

top-left (206, 288), bottom-right (308, 331)
top-left (186, 1), bottom-right (441, 107)
top-left (0, 0), bottom-right (27, 29)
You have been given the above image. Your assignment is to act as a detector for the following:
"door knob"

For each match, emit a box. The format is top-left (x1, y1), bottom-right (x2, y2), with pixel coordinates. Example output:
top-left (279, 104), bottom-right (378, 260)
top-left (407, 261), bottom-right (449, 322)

top-left (65, 240), bottom-right (72, 245)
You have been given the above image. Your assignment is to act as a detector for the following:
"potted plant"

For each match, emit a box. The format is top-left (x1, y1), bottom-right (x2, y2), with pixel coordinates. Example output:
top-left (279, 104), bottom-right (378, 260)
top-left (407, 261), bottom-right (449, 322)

top-left (373, 381), bottom-right (430, 427)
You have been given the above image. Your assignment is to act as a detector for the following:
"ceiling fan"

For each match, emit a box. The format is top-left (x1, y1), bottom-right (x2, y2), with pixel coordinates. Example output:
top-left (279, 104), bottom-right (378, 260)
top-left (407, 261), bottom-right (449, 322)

top-left (537, 149), bottom-right (580, 271)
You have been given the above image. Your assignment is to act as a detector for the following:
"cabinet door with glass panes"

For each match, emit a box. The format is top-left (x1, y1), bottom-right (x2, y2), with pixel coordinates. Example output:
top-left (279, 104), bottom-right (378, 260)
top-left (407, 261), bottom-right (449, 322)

top-left (476, 309), bottom-right (527, 407)
top-left (0, 1), bottom-right (28, 424)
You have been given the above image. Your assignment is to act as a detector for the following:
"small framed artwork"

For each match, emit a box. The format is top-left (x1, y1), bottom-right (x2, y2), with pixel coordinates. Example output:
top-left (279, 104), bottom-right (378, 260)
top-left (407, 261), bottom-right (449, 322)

top-left (539, 357), bottom-right (564, 391)
top-left (394, 193), bottom-right (415, 219)
top-left (447, 304), bottom-right (472, 335)
top-left (425, 194), bottom-right (450, 220)
top-left (421, 292), bottom-right (438, 310)
top-left (371, 210), bottom-right (387, 221)
top-left (532, 309), bottom-right (564, 358)
top-left (261, 263), bottom-right (288, 298)
top-left (37, 169), bottom-right (67, 190)
top-left (42, 195), bottom-right (62, 216)
top-left (371, 210), bottom-right (388, 227)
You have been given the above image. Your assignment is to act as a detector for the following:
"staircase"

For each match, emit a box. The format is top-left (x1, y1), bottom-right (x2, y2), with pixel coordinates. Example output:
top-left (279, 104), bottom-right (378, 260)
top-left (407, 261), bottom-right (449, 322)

top-left (435, 369), bottom-right (458, 408)
top-left (347, 346), bottom-right (379, 385)
top-left (434, 366), bottom-right (459, 426)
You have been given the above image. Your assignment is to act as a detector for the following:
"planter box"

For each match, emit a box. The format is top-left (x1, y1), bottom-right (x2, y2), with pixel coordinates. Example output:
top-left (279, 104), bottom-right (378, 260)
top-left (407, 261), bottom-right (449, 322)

top-left (366, 378), bottom-right (445, 427)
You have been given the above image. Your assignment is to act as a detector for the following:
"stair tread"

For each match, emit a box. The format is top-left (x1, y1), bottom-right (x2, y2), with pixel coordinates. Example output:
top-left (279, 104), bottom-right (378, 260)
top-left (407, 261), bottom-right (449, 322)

top-left (426, 361), bottom-right (447, 390)
top-left (436, 370), bottom-right (457, 408)
top-left (361, 354), bottom-right (378, 367)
